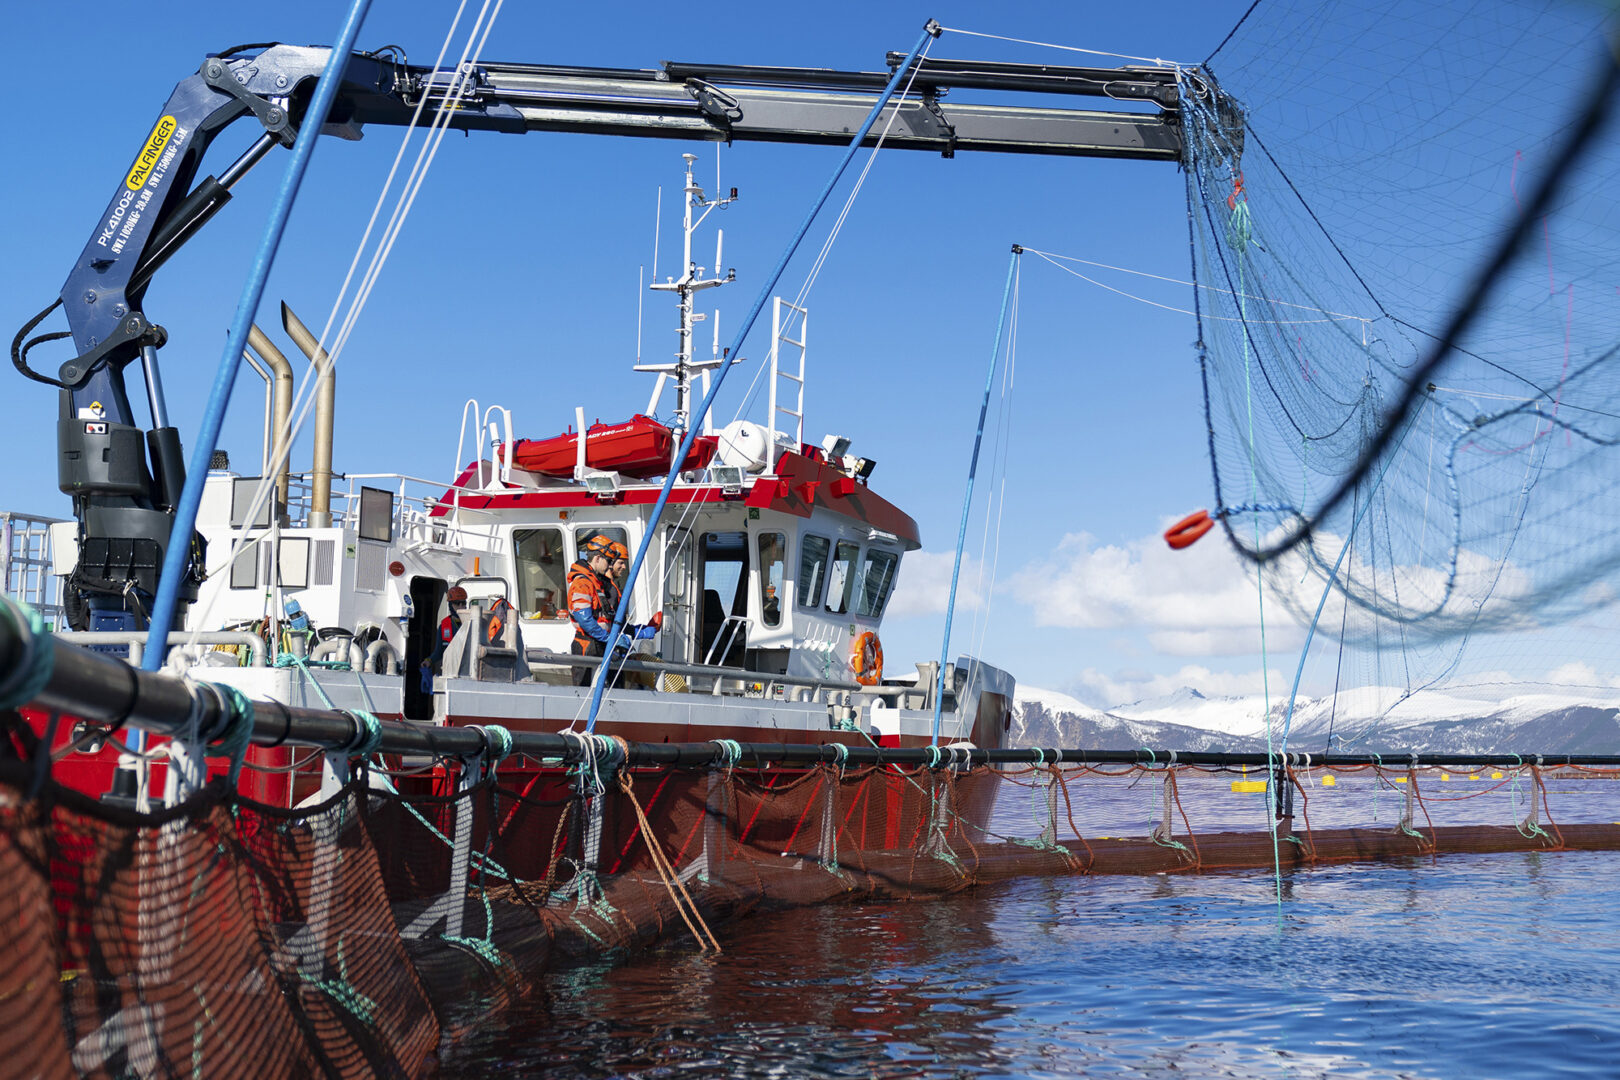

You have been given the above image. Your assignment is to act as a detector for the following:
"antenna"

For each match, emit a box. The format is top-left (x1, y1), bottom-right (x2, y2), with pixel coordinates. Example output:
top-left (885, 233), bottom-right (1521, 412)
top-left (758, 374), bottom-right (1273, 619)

top-left (715, 229), bottom-right (723, 282)
top-left (651, 187), bottom-right (662, 283)
top-left (636, 264), bottom-right (644, 362)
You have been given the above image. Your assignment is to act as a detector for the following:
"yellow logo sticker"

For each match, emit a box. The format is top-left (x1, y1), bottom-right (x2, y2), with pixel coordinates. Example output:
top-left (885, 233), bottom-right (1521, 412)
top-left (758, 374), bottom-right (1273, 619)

top-left (125, 116), bottom-right (178, 191)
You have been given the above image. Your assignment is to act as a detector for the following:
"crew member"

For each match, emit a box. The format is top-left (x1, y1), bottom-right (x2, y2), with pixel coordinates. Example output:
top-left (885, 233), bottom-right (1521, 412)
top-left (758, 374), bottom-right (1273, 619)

top-left (420, 585), bottom-right (469, 689)
top-left (569, 535), bottom-right (661, 687)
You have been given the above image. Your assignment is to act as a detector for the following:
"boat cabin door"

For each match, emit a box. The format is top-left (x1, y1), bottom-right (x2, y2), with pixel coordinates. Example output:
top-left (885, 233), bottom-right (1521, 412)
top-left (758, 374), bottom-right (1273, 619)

top-left (660, 525), bottom-right (696, 664)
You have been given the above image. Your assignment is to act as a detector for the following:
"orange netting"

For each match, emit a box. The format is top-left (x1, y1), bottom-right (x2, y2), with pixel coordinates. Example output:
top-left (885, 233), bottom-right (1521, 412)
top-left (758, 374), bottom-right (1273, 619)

top-left (4, 709), bottom-right (1618, 1078)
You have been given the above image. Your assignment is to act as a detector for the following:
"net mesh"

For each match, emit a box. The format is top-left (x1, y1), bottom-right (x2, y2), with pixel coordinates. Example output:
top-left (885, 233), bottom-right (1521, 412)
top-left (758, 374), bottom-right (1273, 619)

top-left (1178, 0), bottom-right (1620, 642)
top-left (6, 708), bottom-right (1619, 1076)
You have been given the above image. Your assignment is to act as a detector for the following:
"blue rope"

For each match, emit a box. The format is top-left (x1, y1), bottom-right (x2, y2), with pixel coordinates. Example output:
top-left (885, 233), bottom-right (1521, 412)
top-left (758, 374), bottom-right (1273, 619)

top-left (585, 22), bottom-right (940, 734)
top-left (1213, 503), bottom-right (1295, 518)
top-left (934, 246), bottom-right (1020, 746)
top-left (141, 0), bottom-right (377, 665)
top-left (0, 600), bottom-right (54, 710)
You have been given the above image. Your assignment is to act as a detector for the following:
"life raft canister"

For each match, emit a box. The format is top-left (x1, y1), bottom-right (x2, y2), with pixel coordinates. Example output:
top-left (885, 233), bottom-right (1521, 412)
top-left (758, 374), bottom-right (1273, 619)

top-left (851, 631), bottom-right (883, 686)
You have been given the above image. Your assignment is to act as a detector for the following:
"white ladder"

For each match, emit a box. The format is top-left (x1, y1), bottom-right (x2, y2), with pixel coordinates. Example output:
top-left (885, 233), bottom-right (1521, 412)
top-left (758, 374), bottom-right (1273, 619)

top-left (767, 297), bottom-right (808, 473)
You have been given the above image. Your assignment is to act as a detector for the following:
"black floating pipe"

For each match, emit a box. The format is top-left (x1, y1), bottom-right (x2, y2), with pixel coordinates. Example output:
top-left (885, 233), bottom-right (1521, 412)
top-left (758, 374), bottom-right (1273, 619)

top-left (4, 607), bottom-right (1620, 772)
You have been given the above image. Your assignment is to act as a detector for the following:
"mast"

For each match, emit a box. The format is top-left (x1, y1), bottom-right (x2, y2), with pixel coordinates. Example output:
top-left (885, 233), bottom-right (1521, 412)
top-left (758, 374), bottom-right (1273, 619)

top-left (637, 154), bottom-right (735, 464)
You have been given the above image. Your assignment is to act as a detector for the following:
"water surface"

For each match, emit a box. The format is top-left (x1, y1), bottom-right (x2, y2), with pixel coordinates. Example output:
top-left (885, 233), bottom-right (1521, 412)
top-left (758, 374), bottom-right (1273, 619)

top-left (450, 850), bottom-right (1620, 1077)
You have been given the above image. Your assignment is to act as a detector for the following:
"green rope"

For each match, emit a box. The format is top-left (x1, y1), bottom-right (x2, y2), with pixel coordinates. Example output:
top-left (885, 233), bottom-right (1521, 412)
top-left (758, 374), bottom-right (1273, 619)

top-left (1230, 183), bottom-right (1283, 917)
top-left (712, 739), bottom-right (743, 769)
top-left (298, 938), bottom-right (378, 1025)
top-left (0, 600), bottom-right (54, 710)
top-left (441, 889), bottom-right (508, 969)
top-left (343, 709), bottom-right (384, 758)
top-left (205, 682), bottom-right (256, 787)
top-left (368, 768), bottom-right (514, 882)
top-left (273, 654), bottom-right (351, 670)
top-left (1510, 769), bottom-right (1551, 841)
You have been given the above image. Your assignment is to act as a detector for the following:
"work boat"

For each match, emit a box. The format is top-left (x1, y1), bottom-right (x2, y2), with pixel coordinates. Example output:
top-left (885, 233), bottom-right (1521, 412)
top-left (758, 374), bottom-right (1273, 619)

top-left (149, 156), bottom-right (1013, 806)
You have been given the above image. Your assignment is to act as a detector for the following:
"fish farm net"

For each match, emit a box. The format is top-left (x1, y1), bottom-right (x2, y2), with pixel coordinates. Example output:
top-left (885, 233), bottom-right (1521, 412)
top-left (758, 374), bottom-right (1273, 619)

top-left (1179, 0), bottom-right (1620, 643)
top-left (5, 707), bottom-right (1620, 1077)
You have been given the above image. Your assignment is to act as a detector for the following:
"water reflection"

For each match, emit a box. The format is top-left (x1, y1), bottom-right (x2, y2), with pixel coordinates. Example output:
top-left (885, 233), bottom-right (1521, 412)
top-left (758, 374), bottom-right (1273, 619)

top-left (446, 851), bottom-right (1620, 1078)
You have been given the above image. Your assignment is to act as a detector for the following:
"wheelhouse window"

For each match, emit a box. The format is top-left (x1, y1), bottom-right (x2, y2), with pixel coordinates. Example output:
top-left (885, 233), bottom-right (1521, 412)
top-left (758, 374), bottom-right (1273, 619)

top-left (857, 549), bottom-right (899, 618)
top-left (575, 526), bottom-right (630, 594)
top-left (757, 532), bottom-right (786, 627)
top-left (514, 527), bottom-right (567, 618)
top-left (797, 534), bottom-right (830, 609)
top-left (825, 540), bottom-right (861, 615)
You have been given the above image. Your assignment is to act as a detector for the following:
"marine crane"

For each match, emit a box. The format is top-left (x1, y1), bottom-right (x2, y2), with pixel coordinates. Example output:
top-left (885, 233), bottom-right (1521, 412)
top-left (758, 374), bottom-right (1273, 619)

top-left (11, 33), bottom-right (1240, 631)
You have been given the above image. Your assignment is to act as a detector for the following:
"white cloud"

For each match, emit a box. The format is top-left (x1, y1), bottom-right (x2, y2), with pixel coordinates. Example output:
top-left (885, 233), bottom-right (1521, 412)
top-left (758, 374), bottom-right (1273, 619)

top-left (885, 550), bottom-right (989, 619)
top-left (1072, 664), bottom-right (1286, 707)
top-left (1007, 527), bottom-right (1302, 656)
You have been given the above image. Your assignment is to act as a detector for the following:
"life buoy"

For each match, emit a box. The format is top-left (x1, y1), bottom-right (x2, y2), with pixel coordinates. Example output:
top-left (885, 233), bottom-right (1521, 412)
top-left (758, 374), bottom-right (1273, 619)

top-left (1164, 509), bottom-right (1214, 550)
top-left (851, 631), bottom-right (883, 686)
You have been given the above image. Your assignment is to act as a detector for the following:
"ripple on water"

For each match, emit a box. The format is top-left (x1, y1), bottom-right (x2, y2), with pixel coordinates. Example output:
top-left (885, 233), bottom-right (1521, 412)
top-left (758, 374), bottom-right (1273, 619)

top-left (445, 850), bottom-right (1620, 1078)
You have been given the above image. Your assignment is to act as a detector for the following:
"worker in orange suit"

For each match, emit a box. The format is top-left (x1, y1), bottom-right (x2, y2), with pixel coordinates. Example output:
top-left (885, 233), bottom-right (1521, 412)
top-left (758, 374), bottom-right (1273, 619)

top-left (569, 535), bottom-right (661, 687)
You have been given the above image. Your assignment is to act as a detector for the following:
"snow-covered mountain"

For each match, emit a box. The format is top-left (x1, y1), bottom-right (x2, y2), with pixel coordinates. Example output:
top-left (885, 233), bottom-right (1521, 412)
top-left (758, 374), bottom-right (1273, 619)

top-left (1012, 687), bottom-right (1270, 753)
top-left (1012, 683), bottom-right (1620, 755)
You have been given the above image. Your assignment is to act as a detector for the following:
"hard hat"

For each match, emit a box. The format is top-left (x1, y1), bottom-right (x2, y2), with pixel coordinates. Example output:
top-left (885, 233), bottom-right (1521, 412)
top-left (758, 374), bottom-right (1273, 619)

top-left (606, 540), bottom-right (629, 562)
top-left (448, 585), bottom-right (469, 603)
top-left (581, 534), bottom-right (615, 560)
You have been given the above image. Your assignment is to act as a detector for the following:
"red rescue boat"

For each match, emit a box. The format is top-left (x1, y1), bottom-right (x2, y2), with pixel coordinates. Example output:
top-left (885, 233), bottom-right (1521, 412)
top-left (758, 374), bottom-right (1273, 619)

top-left (508, 415), bottom-right (717, 478)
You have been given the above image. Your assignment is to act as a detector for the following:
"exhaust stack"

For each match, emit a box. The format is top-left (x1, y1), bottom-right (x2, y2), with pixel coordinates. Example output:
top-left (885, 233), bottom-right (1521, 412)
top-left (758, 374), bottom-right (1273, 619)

top-left (280, 302), bottom-right (335, 529)
top-left (246, 324), bottom-right (295, 517)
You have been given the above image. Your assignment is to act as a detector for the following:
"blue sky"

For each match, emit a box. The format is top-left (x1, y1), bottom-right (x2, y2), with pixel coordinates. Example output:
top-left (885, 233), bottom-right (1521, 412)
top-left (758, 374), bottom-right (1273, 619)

top-left (6, 0), bottom-right (1609, 711)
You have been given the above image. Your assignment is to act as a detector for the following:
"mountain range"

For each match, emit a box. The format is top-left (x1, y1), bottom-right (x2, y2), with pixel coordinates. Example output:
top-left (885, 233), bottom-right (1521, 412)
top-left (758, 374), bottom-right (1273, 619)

top-left (1012, 684), bottom-right (1620, 755)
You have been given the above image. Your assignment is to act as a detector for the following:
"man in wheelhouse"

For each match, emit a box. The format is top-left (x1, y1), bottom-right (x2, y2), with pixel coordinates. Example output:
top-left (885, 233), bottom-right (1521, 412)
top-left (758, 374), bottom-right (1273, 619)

top-left (568, 535), bottom-right (661, 687)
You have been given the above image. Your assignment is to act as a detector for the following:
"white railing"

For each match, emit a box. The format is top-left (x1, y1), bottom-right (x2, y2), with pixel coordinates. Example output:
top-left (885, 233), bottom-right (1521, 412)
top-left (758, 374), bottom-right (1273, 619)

top-left (278, 472), bottom-right (508, 553)
top-left (2, 511), bottom-right (66, 630)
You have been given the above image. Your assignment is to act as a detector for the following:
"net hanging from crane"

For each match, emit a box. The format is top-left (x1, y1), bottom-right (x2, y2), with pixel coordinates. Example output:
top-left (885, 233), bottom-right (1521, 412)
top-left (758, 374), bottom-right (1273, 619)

top-left (1178, 0), bottom-right (1620, 648)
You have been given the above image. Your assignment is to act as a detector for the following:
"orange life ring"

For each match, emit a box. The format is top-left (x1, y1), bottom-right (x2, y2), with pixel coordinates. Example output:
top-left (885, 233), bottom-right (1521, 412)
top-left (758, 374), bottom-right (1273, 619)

top-left (1164, 509), bottom-right (1214, 550)
top-left (851, 631), bottom-right (884, 686)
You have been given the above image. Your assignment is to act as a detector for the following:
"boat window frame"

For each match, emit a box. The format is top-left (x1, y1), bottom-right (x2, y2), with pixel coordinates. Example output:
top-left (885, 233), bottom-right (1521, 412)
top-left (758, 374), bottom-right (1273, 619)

top-left (797, 533), bottom-right (832, 610)
top-left (856, 547), bottom-right (900, 619)
top-left (756, 530), bottom-right (787, 628)
top-left (825, 539), bottom-right (862, 616)
top-left (512, 525), bottom-right (569, 620)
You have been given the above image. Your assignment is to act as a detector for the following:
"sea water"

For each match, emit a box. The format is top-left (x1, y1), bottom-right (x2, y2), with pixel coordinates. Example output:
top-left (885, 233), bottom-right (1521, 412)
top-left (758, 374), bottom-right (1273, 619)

top-left (449, 848), bottom-right (1620, 1077)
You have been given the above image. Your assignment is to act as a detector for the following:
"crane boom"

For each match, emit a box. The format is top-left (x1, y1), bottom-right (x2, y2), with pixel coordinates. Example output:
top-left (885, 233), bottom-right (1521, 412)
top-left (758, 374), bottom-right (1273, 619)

top-left (18, 41), bottom-right (1239, 631)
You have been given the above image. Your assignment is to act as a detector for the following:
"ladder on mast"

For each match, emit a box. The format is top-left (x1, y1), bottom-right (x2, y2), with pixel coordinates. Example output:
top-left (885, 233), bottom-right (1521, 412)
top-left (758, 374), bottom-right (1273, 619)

top-left (767, 297), bottom-right (807, 474)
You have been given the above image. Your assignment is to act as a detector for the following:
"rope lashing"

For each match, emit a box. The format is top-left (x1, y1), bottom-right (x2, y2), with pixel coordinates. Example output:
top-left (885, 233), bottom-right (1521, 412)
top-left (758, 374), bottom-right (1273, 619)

top-left (829, 742), bottom-right (850, 768)
top-left (924, 745), bottom-right (943, 770)
top-left (469, 724), bottom-right (514, 768)
top-left (205, 682), bottom-right (256, 786)
top-left (0, 601), bottom-right (54, 711)
top-left (342, 709), bottom-right (384, 758)
top-left (712, 738), bottom-right (744, 770)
